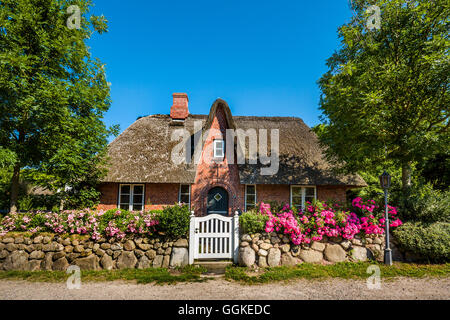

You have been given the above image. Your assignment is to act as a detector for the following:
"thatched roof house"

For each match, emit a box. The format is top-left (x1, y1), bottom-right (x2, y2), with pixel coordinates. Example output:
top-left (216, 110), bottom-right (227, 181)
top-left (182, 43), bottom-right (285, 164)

top-left (98, 93), bottom-right (365, 215)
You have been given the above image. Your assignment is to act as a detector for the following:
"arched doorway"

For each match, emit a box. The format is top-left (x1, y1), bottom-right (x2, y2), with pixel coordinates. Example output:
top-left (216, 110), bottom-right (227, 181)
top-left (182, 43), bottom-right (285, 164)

top-left (207, 187), bottom-right (229, 216)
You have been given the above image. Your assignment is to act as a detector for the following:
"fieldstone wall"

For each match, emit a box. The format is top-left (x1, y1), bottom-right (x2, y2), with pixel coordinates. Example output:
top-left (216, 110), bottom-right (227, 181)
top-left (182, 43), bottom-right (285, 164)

top-left (0, 234), bottom-right (189, 271)
top-left (238, 232), bottom-right (404, 268)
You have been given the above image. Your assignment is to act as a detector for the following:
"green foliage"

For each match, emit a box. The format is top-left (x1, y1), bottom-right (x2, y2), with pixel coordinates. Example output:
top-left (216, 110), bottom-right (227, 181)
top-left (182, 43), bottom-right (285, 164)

top-left (156, 205), bottom-right (191, 238)
top-left (393, 222), bottom-right (450, 263)
top-left (399, 183), bottom-right (450, 223)
top-left (316, 0), bottom-right (449, 189)
top-left (0, 0), bottom-right (118, 211)
top-left (239, 210), bottom-right (269, 234)
top-left (416, 151), bottom-right (450, 191)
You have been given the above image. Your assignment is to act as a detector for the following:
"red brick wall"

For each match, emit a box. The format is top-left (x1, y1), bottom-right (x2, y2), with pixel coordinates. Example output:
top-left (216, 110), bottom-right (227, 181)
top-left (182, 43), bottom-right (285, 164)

top-left (98, 183), bottom-right (349, 212)
top-left (97, 183), bottom-right (118, 211)
top-left (317, 185), bottom-right (348, 204)
top-left (256, 184), bottom-right (290, 206)
top-left (145, 183), bottom-right (179, 211)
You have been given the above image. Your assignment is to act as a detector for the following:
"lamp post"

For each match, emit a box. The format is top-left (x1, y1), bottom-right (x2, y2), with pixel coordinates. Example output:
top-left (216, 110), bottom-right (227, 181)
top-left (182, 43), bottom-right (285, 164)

top-left (379, 171), bottom-right (393, 265)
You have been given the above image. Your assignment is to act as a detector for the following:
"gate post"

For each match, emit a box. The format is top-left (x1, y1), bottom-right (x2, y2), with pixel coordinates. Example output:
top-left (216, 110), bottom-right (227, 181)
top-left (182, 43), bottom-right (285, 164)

top-left (189, 211), bottom-right (195, 265)
top-left (233, 211), bottom-right (239, 264)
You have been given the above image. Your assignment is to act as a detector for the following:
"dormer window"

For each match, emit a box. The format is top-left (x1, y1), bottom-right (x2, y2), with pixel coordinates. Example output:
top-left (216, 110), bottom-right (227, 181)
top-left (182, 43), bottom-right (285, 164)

top-left (213, 139), bottom-right (225, 158)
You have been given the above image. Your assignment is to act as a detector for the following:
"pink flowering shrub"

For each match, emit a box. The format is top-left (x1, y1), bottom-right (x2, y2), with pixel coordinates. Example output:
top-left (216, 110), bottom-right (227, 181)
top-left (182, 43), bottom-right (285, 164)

top-left (0, 207), bottom-right (161, 240)
top-left (261, 198), bottom-right (402, 245)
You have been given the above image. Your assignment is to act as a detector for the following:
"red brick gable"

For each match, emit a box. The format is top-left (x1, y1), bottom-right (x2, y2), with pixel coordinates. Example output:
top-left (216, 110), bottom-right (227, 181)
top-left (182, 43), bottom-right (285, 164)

top-left (191, 104), bottom-right (244, 216)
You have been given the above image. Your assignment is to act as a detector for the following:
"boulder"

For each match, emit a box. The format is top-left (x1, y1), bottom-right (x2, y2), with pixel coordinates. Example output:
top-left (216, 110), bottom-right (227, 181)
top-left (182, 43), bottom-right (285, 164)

top-left (2, 237), bottom-right (14, 244)
top-left (152, 255), bottom-right (163, 268)
top-left (52, 252), bottom-right (66, 261)
top-left (270, 236), bottom-right (281, 244)
top-left (100, 255), bottom-right (114, 270)
top-left (241, 234), bottom-right (252, 242)
top-left (3, 251), bottom-right (29, 270)
top-left (27, 260), bottom-right (41, 271)
top-left (280, 244), bottom-right (290, 253)
top-left (238, 246), bottom-right (255, 267)
top-left (53, 257), bottom-right (69, 271)
top-left (33, 236), bottom-right (43, 244)
top-left (137, 256), bottom-right (152, 269)
top-left (311, 241), bottom-right (326, 252)
top-left (111, 243), bottom-right (123, 251)
top-left (6, 243), bottom-right (17, 252)
top-left (299, 249), bottom-right (323, 263)
top-left (240, 241), bottom-right (249, 247)
top-left (281, 253), bottom-right (299, 267)
top-left (258, 256), bottom-right (268, 268)
top-left (267, 248), bottom-right (281, 267)
top-left (146, 250), bottom-right (157, 260)
top-left (173, 238), bottom-right (188, 248)
top-left (340, 240), bottom-right (352, 250)
top-left (162, 255), bottom-right (170, 268)
top-left (29, 251), bottom-right (45, 260)
top-left (124, 240), bottom-right (135, 251)
top-left (170, 248), bottom-right (188, 267)
top-left (351, 246), bottom-right (368, 262)
top-left (324, 244), bottom-right (347, 263)
top-left (137, 243), bottom-right (151, 250)
top-left (259, 243), bottom-right (272, 250)
top-left (0, 250), bottom-right (8, 259)
top-left (116, 251), bottom-right (137, 269)
top-left (41, 252), bottom-right (54, 270)
top-left (258, 249), bottom-right (268, 257)
top-left (74, 255), bottom-right (100, 270)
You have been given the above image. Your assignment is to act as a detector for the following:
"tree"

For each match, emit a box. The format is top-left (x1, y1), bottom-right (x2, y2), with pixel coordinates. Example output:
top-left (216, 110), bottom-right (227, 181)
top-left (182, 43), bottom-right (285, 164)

top-left (317, 0), bottom-right (449, 193)
top-left (0, 0), bottom-right (116, 212)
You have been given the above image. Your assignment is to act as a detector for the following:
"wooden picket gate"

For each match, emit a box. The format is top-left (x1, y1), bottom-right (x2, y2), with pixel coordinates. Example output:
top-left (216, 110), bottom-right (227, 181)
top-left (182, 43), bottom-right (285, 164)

top-left (189, 211), bottom-right (239, 264)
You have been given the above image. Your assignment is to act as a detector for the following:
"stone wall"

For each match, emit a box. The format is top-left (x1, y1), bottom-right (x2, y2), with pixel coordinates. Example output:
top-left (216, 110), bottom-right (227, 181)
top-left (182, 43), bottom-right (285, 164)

top-left (238, 232), bottom-right (398, 268)
top-left (0, 234), bottom-right (189, 271)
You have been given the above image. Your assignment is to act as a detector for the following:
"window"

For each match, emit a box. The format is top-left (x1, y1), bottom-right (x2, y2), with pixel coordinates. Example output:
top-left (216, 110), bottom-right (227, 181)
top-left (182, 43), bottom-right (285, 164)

top-left (245, 185), bottom-right (257, 212)
top-left (179, 184), bottom-right (191, 207)
top-left (290, 186), bottom-right (316, 209)
top-left (213, 139), bottom-right (225, 158)
top-left (119, 184), bottom-right (144, 211)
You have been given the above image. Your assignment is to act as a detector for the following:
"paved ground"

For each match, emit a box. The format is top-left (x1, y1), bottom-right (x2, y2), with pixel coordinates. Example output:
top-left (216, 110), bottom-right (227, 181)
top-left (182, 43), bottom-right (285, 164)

top-left (0, 277), bottom-right (449, 300)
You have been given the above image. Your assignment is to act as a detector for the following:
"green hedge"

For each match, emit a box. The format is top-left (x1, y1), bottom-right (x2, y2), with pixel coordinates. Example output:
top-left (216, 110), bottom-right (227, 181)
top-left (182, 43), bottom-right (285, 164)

top-left (239, 210), bottom-right (268, 234)
top-left (393, 221), bottom-right (450, 263)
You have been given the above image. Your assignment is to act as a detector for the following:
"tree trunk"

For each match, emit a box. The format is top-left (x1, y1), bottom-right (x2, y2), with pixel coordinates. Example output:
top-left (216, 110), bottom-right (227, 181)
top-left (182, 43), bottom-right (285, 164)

top-left (401, 162), bottom-right (412, 193)
top-left (9, 162), bottom-right (21, 213)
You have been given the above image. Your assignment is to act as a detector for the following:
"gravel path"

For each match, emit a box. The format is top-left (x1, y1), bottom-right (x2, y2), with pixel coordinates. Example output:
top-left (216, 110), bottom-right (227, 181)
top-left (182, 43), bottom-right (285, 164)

top-left (1, 277), bottom-right (449, 300)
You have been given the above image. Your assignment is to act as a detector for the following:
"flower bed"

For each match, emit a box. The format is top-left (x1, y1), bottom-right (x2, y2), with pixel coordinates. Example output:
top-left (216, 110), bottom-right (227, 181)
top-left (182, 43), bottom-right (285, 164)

top-left (0, 205), bottom-right (191, 240)
top-left (247, 198), bottom-right (402, 246)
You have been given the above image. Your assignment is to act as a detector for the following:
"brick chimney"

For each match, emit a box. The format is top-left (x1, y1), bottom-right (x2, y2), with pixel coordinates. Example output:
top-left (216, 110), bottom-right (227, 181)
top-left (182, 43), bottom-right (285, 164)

top-left (170, 93), bottom-right (189, 119)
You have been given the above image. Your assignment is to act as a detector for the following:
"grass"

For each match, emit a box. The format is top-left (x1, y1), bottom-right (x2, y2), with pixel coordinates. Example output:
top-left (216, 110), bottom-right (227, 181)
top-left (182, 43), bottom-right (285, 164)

top-left (224, 262), bottom-right (450, 284)
top-left (0, 265), bottom-right (209, 285)
top-left (1, 262), bottom-right (448, 285)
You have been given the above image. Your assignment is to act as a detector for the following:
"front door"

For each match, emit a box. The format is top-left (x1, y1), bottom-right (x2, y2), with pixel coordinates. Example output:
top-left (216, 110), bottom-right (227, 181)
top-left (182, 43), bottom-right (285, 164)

top-left (207, 187), bottom-right (229, 215)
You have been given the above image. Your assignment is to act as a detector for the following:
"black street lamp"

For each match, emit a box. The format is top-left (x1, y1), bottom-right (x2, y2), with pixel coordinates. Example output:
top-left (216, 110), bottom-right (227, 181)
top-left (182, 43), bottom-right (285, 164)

top-left (379, 170), bottom-right (393, 265)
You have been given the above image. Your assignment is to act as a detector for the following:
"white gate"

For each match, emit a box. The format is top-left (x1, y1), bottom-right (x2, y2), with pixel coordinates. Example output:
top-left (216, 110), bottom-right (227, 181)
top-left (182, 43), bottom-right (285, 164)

top-left (189, 211), bottom-right (239, 264)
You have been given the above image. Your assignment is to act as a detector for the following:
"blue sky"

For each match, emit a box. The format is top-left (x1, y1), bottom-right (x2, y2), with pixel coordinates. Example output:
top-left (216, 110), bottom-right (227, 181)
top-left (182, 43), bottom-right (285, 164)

top-left (87, 0), bottom-right (353, 140)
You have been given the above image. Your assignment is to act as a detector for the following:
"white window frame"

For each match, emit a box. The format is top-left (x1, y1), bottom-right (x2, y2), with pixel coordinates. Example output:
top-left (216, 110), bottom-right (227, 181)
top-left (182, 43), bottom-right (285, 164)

top-left (118, 184), bottom-right (145, 211)
top-left (213, 139), bottom-right (225, 158)
top-left (290, 185), bottom-right (316, 209)
top-left (245, 184), bottom-right (257, 211)
top-left (179, 184), bottom-right (191, 208)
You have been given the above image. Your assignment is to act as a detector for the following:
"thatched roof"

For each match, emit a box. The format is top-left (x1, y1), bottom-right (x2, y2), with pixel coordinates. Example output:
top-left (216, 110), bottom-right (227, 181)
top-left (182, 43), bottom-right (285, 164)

top-left (102, 100), bottom-right (366, 186)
